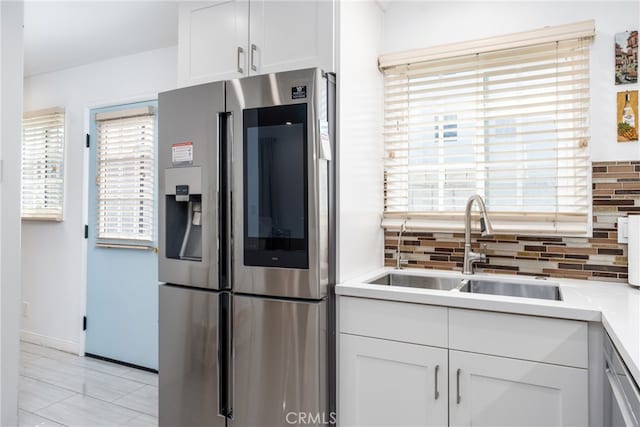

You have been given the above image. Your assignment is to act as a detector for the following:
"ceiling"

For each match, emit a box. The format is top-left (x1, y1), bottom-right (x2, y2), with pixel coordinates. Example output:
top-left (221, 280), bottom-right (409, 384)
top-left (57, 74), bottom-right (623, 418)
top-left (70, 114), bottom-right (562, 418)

top-left (24, 1), bottom-right (179, 77)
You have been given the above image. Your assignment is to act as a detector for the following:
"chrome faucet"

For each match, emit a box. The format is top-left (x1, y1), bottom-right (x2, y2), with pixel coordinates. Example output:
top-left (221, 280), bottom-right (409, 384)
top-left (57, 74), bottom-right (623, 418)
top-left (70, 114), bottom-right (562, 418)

top-left (463, 195), bottom-right (494, 275)
top-left (396, 220), bottom-right (409, 270)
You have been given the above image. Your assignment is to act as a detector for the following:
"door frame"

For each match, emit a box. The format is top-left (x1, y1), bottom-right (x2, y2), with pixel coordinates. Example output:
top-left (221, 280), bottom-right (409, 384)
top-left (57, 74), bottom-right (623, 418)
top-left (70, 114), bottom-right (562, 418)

top-left (80, 93), bottom-right (160, 356)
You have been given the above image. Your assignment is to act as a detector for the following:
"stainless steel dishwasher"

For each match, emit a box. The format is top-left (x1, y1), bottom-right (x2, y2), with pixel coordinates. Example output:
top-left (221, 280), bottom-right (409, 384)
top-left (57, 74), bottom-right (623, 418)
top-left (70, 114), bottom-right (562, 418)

top-left (604, 333), bottom-right (640, 426)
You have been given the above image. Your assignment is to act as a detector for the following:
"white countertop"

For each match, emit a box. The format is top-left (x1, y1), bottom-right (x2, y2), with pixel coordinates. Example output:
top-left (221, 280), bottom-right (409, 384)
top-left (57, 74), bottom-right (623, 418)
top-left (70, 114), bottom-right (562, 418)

top-left (336, 268), bottom-right (640, 384)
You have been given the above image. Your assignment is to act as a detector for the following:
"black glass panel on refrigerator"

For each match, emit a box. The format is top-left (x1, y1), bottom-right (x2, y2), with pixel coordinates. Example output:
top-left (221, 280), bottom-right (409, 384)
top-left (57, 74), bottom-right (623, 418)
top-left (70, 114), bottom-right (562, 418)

top-left (243, 104), bottom-right (308, 269)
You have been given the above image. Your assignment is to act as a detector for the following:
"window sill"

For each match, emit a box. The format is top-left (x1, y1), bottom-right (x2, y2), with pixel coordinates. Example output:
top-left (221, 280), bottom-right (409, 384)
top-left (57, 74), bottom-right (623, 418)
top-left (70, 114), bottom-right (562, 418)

top-left (21, 217), bottom-right (63, 222)
top-left (95, 242), bottom-right (157, 251)
top-left (381, 215), bottom-right (592, 238)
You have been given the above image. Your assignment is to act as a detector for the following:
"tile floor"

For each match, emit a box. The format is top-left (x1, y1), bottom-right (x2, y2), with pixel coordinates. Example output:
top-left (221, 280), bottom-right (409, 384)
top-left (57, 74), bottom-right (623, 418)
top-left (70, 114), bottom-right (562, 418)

top-left (19, 342), bottom-right (158, 427)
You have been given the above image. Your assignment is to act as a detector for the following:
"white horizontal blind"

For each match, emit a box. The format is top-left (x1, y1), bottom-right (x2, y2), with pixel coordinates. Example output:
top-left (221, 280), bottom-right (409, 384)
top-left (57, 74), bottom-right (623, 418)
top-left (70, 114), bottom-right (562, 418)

top-left (96, 111), bottom-right (155, 242)
top-left (381, 35), bottom-right (592, 235)
top-left (21, 109), bottom-right (65, 221)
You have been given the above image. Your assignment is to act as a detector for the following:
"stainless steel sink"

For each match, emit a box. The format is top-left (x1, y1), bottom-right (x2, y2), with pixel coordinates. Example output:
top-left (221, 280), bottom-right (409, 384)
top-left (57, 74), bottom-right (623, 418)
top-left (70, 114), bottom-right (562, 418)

top-left (457, 279), bottom-right (562, 301)
top-left (367, 272), bottom-right (562, 301)
top-left (368, 273), bottom-right (462, 291)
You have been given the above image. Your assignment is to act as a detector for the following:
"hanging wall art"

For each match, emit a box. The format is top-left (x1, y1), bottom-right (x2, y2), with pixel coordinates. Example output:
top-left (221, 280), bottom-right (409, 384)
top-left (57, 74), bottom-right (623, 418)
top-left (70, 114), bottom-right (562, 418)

top-left (615, 30), bottom-right (638, 84)
top-left (617, 90), bottom-right (638, 142)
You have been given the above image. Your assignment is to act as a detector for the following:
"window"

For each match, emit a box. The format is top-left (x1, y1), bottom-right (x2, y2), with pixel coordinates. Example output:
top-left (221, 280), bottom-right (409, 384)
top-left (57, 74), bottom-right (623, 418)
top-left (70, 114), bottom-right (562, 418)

top-left (21, 108), bottom-right (65, 221)
top-left (95, 106), bottom-right (155, 242)
top-left (379, 21), bottom-right (594, 235)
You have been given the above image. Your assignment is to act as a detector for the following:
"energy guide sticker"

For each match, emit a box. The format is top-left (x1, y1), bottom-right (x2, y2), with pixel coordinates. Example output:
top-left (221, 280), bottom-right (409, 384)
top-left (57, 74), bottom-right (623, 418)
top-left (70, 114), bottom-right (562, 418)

top-left (172, 142), bottom-right (193, 165)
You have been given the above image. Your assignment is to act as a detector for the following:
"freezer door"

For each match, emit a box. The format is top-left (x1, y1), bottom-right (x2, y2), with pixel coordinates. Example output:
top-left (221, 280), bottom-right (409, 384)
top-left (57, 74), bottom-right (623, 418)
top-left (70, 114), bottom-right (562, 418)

top-left (159, 285), bottom-right (225, 427)
top-left (158, 82), bottom-right (225, 289)
top-left (230, 295), bottom-right (329, 427)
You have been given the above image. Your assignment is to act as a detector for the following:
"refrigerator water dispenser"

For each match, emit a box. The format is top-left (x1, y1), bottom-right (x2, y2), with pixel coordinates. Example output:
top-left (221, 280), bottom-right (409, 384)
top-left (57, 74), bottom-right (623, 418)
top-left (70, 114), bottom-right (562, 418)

top-left (164, 167), bottom-right (203, 261)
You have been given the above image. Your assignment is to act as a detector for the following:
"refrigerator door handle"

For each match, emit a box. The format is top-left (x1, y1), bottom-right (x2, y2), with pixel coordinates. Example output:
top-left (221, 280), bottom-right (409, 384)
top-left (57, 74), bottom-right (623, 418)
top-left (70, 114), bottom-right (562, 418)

top-left (225, 112), bottom-right (233, 290)
top-left (217, 292), bottom-right (225, 418)
top-left (217, 111), bottom-right (234, 419)
top-left (218, 292), bottom-right (233, 419)
top-left (225, 113), bottom-right (234, 418)
top-left (227, 294), bottom-right (234, 419)
top-left (218, 111), bottom-right (233, 291)
top-left (218, 292), bottom-right (233, 418)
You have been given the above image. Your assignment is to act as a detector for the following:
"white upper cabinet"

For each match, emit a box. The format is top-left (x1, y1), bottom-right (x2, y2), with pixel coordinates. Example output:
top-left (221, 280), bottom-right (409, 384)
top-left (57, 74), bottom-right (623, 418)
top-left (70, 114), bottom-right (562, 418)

top-left (249, 0), bottom-right (334, 76)
top-left (178, 0), bottom-right (334, 87)
top-left (178, 1), bottom-right (249, 86)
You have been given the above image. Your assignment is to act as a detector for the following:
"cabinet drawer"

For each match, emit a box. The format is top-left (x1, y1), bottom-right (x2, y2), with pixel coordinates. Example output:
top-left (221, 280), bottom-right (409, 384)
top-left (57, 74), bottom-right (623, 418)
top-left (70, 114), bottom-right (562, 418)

top-left (339, 296), bottom-right (447, 347)
top-left (449, 308), bottom-right (588, 368)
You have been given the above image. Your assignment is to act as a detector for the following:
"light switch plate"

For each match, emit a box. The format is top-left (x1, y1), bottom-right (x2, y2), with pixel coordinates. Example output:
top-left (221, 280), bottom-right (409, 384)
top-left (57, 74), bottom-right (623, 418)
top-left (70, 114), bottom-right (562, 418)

top-left (618, 217), bottom-right (629, 243)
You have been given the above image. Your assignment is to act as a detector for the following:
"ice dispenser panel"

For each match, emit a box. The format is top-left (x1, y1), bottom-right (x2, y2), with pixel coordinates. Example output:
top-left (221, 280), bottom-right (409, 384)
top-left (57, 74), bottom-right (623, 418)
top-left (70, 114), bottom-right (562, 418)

top-left (164, 167), bottom-right (203, 262)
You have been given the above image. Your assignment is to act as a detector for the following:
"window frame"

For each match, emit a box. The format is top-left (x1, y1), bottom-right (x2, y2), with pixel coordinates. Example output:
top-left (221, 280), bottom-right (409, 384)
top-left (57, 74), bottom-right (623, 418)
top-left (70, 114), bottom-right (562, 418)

top-left (379, 22), bottom-right (594, 237)
top-left (21, 107), bottom-right (66, 222)
top-left (92, 103), bottom-right (157, 247)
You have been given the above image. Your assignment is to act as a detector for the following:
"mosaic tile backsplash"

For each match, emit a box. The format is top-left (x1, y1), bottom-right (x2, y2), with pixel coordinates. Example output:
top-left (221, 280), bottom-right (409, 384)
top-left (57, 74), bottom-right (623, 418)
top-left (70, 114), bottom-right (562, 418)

top-left (384, 161), bottom-right (640, 282)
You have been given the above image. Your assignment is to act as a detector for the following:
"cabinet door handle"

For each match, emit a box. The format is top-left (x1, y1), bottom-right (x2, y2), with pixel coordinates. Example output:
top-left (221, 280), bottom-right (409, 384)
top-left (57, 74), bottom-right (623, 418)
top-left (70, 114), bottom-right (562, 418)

top-left (237, 46), bottom-right (244, 74)
top-left (250, 44), bottom-right (257, 72)
top-left (434, 365), bottom-right (440, 400)
top-left (456, 368), bottom-right (461, 404)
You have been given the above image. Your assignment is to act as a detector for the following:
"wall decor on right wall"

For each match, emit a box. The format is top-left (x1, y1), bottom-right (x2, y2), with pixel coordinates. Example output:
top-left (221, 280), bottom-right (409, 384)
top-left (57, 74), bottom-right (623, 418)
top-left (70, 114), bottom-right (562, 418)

top-left (617, 90), bottom-right (638, 142)
top-left (615, 30), bottom-right (638, 84)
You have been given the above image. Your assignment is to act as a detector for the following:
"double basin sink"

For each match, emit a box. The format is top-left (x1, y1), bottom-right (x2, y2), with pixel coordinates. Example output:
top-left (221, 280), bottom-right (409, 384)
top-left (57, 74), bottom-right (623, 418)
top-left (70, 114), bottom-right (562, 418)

top-left (369, 272), bottom-right (562, 301)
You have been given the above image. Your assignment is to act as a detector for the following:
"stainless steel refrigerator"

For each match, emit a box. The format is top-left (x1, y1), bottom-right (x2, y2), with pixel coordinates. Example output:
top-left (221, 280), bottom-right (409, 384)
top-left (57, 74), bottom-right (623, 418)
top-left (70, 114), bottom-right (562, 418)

top-left (158, 68), bottom-right (336, 427)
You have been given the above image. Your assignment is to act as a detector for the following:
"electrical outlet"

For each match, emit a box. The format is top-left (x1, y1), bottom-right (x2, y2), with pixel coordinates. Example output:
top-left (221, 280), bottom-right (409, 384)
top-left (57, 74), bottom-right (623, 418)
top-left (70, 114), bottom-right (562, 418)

top-left (22, 301), bottom-right (29, 318)
top-left (618, 217), bottom-right (629, 244)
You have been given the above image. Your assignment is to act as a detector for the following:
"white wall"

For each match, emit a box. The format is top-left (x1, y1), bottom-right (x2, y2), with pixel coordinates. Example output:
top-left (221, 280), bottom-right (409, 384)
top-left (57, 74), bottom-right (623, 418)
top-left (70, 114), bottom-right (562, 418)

top-left (337, 1), bottom-right (385, 282)
top-left (382, 1), bottom-right (640, 161)
top-left (21, 46), bottom-right (177, 354)
top-left (1, 2), bottom-right (24, 424)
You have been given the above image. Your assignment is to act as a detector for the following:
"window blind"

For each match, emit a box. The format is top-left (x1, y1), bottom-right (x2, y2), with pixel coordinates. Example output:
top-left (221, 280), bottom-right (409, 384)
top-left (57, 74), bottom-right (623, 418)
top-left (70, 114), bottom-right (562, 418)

top-left (96, 108), bottom-right (155, 242)
top-left (379, 22), bottom-right (594, 235)
top-left (22, 108), bottom-right (65, 221)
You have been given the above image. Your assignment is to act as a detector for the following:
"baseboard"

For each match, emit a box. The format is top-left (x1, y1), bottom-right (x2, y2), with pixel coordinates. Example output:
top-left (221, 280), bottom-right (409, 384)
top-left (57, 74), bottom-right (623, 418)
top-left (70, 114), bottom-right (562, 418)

top-left (20, 330), bottom-right (80, 355)
top-left (85, 353), bottom-right (158, 373)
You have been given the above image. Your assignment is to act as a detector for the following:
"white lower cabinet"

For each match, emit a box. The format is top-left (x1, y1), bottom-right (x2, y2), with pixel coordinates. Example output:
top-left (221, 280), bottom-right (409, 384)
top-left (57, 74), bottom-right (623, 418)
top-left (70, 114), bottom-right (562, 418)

top-left (338, 297), bottom-right (590, 426)
top-left (340, 334), bottom-right (448, 427)
top-left (449, 350), bottom-right (588, 427)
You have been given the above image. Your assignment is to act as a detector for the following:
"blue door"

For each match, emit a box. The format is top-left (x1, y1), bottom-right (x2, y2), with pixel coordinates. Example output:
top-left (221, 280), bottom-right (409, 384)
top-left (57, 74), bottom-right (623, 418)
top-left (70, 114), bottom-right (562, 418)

top-left (86, 100), bottom-right (158, 369)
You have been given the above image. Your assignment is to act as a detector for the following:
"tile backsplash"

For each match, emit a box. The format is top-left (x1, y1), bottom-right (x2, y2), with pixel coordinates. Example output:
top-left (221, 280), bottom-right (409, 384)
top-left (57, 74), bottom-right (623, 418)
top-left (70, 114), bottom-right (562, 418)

top-left (384, 161), bottom-right (640, 282)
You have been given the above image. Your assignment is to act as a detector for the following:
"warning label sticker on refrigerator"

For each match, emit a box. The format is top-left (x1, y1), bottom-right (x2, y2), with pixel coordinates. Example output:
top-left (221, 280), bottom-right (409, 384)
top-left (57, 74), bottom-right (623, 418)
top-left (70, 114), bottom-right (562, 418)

top-left (172, 142), bottom-right (193, 165)
top-left (319, 120), bottom-right (331, 160)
